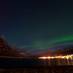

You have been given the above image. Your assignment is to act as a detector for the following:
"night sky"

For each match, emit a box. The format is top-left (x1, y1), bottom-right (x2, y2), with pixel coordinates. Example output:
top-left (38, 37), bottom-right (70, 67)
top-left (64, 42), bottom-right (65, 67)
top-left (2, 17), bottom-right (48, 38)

top-left (0, 0), bottom-right (73, 53)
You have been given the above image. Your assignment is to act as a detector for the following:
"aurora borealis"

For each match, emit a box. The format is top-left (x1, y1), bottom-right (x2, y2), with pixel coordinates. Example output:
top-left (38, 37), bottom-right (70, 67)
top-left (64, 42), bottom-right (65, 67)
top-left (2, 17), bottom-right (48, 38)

top-left (31, 35), bottom-right (73, 53)
top-left (0, 0), bottom-right (73, 54)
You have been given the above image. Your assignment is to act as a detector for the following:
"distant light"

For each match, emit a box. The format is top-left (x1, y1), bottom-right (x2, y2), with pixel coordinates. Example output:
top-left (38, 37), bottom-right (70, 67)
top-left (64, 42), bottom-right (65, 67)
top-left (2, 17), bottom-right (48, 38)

top-left (38, 54), bottom-right (73, 60)
top-left (39, 57), bottom-right (47, 59)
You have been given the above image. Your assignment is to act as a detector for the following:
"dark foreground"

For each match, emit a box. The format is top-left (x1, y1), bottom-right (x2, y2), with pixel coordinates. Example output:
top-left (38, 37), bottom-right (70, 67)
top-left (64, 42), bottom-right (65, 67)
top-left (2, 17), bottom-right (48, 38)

top-left (0, 66), bottom-right (73, 73)
top-left (0, 58), bottom-right (73, 73)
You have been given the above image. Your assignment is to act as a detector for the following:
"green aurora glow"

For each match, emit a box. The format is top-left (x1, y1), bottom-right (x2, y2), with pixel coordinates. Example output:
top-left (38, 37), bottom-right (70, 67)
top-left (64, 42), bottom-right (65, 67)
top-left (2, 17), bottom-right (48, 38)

top-left (32, 35), bottom-right (73, 50)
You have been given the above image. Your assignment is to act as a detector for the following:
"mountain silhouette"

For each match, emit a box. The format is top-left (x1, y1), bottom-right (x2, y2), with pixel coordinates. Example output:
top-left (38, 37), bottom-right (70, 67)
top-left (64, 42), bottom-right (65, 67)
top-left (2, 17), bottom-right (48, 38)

top-left (0, 36), bottom-right (29, 57)
top-left (35, 45), bottom-right (73, 57)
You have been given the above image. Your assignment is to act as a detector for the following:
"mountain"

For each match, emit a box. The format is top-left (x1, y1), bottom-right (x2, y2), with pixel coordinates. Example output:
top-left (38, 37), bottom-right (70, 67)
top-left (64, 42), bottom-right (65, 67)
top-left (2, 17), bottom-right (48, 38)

top-left (16, 48), bottom-right (32, 57)
top-left (63, 46), bottom-right (73, 55)
top-left (0, 36), bottom-right (30, 57)
top-left (52, 45), bottom-right (73, 56)
top-left (35, 45), bottom-right (73, 57)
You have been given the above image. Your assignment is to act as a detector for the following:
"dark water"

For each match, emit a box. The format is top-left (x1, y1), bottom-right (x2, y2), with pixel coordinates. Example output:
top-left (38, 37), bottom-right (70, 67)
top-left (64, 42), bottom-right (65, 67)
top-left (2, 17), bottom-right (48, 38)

top-left (0, 58), bottom-right (73, 73)
top-left (0, 66), bottom-right (73, 73)
top-left (0, 58), bottom-right (41, 68)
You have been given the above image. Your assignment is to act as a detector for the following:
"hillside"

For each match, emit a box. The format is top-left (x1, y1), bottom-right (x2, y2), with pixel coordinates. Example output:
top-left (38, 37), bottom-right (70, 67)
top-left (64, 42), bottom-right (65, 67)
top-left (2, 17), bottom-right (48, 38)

top-left (0, 36), bottom-right (29, 57)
